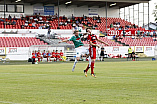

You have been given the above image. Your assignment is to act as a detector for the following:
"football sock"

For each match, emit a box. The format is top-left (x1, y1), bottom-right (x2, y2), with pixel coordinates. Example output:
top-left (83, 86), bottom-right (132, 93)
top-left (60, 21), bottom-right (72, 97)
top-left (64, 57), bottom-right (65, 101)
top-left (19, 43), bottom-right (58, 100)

top-left (91, 61), bottom-right (95, 74)
top-left (85, 64), bottom-right (90, 72)
top-left (88, 56), bottom-right (91, 67)
top-left (72, 58), bottom-right (77, 72)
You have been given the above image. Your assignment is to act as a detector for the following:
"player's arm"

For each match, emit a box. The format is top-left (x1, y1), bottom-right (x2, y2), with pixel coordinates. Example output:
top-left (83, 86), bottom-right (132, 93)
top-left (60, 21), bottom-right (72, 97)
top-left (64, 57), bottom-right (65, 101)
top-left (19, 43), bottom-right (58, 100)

top-left (89, 41), bottom-right (100, 48)
top-left (97, 39), bottom-right (109, 46)
top-left (59, 39), bottom-right (69, 43)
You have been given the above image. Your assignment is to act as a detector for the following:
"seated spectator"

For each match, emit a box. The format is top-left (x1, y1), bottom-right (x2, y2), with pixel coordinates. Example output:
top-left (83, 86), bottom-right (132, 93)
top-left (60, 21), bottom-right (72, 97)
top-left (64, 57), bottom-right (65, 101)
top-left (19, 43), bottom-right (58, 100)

top-left (13, 16), bottom-right (17, 20)
top-left (38, 24), bottom-right (42, 29)
top-left (72, 23), bottom-right (76, 27)
top-left (28, 23), bottom-right (32, 27)
top-left (21, 15), bottom-right (24, 20)
top-left (32, 22), bottom-right (36, 27)
top-left (34, 18), bottom-right (38, 23)
top-left (21, 22), bottom-right (25, 29)
top-left (0, 17), bottom-right (4, 22)
top-left (97, 19), bottom-right (101, 23)
top-left (12, 20), bottom-right (16, 25)
top-left (63, 15), bottom-right (66, 20)
top-left (59, 21), bottom-right (63, 26)
top-left (8, 14), bottom-right (12, 20)
top-left (110, 23), bottom-right (113, 28)
top-left (67, 18), bottom-right (71, 24)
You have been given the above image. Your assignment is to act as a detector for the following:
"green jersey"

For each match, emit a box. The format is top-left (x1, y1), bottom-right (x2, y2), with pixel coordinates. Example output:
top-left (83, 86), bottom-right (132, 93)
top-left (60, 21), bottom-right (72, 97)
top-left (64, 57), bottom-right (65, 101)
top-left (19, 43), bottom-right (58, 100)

top-left (69, 34), bottom-right (84, 48)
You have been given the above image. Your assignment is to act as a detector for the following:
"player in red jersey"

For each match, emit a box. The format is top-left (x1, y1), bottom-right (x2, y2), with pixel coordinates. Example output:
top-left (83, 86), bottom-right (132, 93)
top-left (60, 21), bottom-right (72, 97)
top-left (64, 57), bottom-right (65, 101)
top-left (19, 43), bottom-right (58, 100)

top-left (32, 50), bottom-right (36, 64)
top-left (55, 50), bottom-right (60, 61)
top-left (46, 50), bottom-right (52, 62)
top-left (37, 50), bottom-right (42, 62)
top-left (42, 50), bottom-right (47, 58)
top-left (60, 50), bottom-right (64, 57)
top-left (51, 50), bottom-right (56, 58)
top-left (84, 28), bottom-right (109, 77)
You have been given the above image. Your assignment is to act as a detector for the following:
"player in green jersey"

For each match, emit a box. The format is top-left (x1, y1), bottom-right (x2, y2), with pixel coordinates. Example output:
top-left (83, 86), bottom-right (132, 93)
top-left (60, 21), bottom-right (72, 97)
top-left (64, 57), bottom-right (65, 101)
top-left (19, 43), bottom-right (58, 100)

top-left (59, 30), bottom-right (89, 72)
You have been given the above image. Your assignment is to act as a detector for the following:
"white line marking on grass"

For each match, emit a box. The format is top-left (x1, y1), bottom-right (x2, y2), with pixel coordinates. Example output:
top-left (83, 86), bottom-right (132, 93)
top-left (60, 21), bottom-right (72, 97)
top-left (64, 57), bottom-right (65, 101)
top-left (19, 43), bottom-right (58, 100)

top-left (0, 101), bottom-right (21, 104)
top-left (0, 73), bottom-right (48, 76)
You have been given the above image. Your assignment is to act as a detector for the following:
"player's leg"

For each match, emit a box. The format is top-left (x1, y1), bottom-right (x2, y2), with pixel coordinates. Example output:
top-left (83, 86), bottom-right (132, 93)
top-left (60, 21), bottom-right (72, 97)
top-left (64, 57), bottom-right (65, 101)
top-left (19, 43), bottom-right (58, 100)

top-left (72, 48), bottom-right (80, 72)
top-left (91, 47), bottom-right (96, 77)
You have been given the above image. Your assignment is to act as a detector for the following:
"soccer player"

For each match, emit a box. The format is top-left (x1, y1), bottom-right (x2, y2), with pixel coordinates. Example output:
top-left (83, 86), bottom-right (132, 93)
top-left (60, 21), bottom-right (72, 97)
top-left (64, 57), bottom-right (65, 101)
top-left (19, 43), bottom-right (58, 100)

top-left (51, 50), bottom-right (56, 61)
top-left (46, 50), bottom-right (52, 62)
top-left (32, 51), bottom-right (36, 64)
top-left (59, 30), bottom-right (88, 71)
top-left (42, 50), bottom-right (47, 58)
top-left (55, 50), bottom-right (60, 61)
top-left (37, 50), bottom-right (42, 62)
top-left (84, 28), bottom-right (109, 77)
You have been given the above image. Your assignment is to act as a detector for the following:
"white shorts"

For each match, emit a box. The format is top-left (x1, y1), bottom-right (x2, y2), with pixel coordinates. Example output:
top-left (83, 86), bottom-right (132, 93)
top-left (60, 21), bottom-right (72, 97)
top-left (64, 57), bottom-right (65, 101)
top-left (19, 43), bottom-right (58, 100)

top-left (75, 46), bottom-right (89, 57)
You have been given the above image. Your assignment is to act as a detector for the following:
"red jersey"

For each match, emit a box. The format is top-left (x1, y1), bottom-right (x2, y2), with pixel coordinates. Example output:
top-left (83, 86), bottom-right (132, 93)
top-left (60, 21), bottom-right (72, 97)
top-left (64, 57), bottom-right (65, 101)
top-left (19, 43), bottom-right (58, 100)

top-left (42, 52), bottom-right (46, 57)
top-left (32, 53), bottom-right (35, 58)
top-left (37, 52), bottom-right (41, 57)
top-left (60, 52), bottom-right (63, 56)
top-left (55, 52), bottom-right (59, 56)
top-left (88, 34), bottom-right (97, 47)
top-left (88, 34), bottom-right (97, 59)
top-left (52, 52), bottom-right (55, 56)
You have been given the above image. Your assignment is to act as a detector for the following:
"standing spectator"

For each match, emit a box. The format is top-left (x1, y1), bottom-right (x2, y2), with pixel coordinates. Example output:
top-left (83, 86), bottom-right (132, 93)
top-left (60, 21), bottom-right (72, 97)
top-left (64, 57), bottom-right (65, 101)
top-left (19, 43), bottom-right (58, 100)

top-left (47, 28), bottom-right (51, 39)
top-left (13, 16), bottom-right (17, 20)
top-left (8, 14), bottom-right (12, 20)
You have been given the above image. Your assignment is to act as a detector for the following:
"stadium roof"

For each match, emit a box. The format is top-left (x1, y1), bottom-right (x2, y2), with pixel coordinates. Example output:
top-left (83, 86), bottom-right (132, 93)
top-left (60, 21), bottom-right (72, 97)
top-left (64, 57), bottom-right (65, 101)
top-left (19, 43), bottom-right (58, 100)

top-left (2, 0), bottom-right (150, 8)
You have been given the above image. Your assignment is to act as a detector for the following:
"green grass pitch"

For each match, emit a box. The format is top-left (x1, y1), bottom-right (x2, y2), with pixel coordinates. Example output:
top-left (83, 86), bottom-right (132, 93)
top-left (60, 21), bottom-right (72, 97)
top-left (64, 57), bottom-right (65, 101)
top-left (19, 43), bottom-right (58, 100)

top-left (0, 61), bottom-right (157, 104)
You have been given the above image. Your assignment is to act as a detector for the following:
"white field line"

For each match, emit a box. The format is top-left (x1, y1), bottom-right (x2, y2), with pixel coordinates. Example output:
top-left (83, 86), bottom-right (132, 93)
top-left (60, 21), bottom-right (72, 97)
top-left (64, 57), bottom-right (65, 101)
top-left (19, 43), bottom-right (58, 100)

top-left (0, 101), bottom-right (21, 104)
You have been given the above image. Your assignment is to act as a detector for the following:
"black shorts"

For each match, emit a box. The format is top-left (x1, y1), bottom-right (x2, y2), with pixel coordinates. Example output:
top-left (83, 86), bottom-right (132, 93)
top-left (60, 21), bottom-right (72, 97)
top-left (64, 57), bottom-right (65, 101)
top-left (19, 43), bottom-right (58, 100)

top-left (100, 52), bottom-right (104, 56)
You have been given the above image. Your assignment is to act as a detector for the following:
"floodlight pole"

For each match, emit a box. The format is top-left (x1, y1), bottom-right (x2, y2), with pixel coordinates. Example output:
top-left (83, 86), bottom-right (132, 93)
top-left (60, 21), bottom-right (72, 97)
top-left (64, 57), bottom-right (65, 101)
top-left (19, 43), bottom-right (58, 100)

top-left (143, 3), bottom-right (144, 27)
top-left (4, 0), bottom-right (5, 29)
top-left (106, 2), bottom-right (107, 34)
top-left (148, 2), bottom-right (149, 30)
top-left (58, 0), bottom-right (59, 28)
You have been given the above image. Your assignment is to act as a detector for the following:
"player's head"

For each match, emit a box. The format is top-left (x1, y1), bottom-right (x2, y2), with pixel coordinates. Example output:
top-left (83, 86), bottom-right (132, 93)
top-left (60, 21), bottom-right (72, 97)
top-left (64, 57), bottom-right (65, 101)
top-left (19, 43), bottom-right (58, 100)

top-left (43, 50), bottom-right (45, 52)
top-left (32, 50), bottom-right (34, 53)
top-left (53, 50), bottom-right (55, 52)
top-left (48, 50), bottom-right (50, 53)
top-left (86, 28), bottom-right (91, 33)
top-left (60, 50), bottom-right (62, 52)
top-left (73, 30), bottom-right (79, 36)
top-left (38, 50), bottom-right (40, 52)
top-left (56, 50), bottom-right (58, 52)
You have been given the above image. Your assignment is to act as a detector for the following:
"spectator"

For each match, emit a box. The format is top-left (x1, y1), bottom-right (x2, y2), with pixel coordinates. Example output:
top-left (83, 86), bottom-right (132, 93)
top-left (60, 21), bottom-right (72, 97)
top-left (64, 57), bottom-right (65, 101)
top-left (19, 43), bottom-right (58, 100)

top-left (38, 24), bottom-right (42, 29)
top-left (46, 50), bottom-right (52, 62)
top-left (13, 16), bottom-right (17, 20)
top-left (32, 22), bottom-right (36, 27)
top-left (63, 15), bottom-right (66, 20)
top-left (21, 15), bottom-right (24, 20)
top-left (0, 17), bottom-right (4, 22)
top-left (8, 14), bottom-right (12, 20)
top-left (47, 28), bottom-right (51, 39)
top-left (12, 20), bottom-right (16, 25)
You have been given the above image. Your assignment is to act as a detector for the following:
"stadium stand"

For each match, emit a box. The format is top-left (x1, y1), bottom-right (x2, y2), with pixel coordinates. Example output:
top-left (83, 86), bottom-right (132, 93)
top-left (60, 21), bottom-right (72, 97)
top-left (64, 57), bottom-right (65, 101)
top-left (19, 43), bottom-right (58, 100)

top-left (0, 37), bottom-right (47, 47)
top-left (117, 37), bottom-right (157, 46)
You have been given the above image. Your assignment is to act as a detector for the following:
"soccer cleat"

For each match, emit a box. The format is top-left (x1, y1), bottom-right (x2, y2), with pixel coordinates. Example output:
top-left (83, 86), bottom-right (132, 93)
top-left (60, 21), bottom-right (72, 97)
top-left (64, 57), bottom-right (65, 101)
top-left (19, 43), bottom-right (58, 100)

top-left (91, 74), bottom-right (96, 78)
top-left (84, 70), bottom-right (87, 77)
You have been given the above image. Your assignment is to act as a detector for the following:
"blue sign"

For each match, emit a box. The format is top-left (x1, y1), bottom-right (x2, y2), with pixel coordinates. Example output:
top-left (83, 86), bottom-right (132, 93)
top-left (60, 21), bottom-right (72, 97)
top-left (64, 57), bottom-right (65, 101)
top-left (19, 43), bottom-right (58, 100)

top-left (44, 6), bottom-right (54, 15)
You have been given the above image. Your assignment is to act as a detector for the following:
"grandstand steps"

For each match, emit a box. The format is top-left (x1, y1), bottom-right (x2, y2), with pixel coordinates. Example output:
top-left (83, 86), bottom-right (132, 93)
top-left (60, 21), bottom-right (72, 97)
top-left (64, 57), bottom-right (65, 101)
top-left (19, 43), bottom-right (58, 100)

top-left (36, 37), bottom-right (50, 45)
top-left (114, 39), bottom-right (128, 46)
